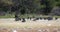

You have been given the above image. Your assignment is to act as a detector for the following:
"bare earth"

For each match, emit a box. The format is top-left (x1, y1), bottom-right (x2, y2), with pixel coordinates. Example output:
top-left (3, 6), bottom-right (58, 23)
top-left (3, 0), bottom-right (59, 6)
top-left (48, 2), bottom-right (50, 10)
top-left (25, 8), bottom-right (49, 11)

top-left (0, 18), bottom-right (60, 32)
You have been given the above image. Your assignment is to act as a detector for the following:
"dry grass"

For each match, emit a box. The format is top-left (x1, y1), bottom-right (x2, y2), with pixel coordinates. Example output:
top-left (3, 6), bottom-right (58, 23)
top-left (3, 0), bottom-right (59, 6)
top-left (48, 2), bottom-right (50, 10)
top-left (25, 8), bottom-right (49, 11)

top-left (0, 27), bottom-right (60, 32)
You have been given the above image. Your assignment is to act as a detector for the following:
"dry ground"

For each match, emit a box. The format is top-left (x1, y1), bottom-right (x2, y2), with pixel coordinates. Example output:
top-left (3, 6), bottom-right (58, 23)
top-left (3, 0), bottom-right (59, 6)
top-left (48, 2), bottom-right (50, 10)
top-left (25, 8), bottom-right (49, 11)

top-left (0, 18), bottom-right (60, 32)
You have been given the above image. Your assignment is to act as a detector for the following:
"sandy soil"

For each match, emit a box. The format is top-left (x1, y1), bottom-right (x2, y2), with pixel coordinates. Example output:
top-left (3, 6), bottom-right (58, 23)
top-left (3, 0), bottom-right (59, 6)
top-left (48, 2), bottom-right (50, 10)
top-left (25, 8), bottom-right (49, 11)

top-left (0, 18), bottom-right (60, 32)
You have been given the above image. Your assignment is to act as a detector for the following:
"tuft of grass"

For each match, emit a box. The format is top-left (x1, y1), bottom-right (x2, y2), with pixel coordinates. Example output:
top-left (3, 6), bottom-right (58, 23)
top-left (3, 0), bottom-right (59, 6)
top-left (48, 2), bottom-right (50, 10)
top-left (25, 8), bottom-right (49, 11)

top-left (0, 14), bottom-right (15, 18)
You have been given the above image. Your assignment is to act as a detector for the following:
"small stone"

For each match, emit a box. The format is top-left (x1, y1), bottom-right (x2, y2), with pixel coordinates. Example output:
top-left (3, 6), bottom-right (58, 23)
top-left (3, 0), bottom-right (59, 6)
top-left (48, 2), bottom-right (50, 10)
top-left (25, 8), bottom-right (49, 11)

top-left (13, 30), bottom-right (17, 32)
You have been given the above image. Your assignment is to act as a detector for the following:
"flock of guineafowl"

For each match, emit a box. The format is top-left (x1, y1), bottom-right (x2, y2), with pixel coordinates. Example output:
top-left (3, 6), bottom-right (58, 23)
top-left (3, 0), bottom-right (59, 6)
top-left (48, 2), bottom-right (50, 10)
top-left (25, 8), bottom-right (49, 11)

top-left (15, 16), bottom-right (58, 22)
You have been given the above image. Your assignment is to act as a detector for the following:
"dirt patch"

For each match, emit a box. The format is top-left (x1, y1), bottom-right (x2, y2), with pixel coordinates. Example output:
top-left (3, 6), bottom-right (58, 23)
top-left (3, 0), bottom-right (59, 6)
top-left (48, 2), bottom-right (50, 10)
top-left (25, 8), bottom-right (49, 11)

top-left (0, 18), bottom-right (60, 32)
